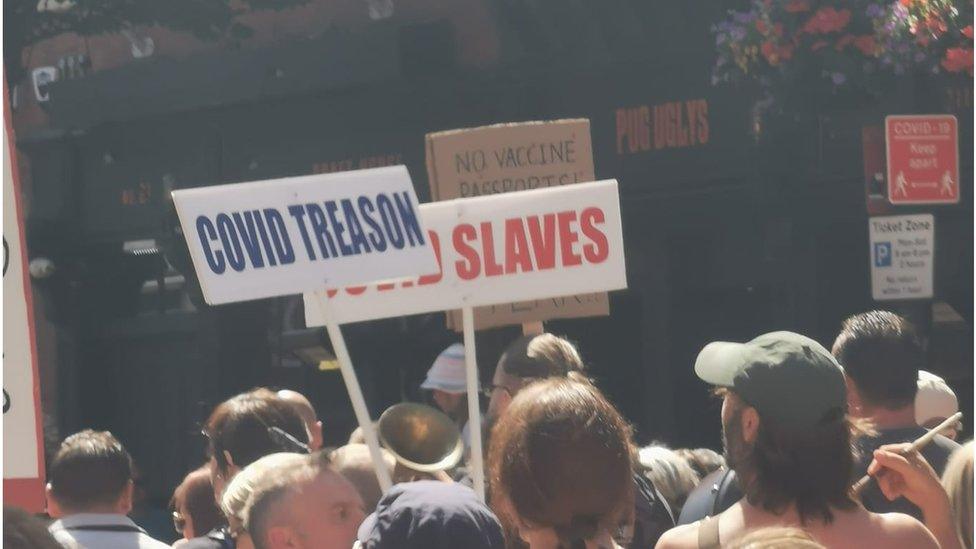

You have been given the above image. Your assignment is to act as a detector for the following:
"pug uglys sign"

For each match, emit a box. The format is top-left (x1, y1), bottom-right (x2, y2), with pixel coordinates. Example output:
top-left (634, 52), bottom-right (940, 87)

top-left (173, 166), bottom-right (438, 305)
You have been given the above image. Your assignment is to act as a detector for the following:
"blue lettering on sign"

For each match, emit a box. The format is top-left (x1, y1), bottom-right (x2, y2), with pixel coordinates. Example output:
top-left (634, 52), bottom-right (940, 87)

top-left (393, 191), bottom-right (425, 247)
top-left (874, 242), bottom-right (892, 267)
top-left (196, 216), bottom-right (225, 274)
top-left (376, 194), bottom-right (405, 249)
top-left (264, 209), bottom-right (295, 265)
top-left (357, 196), bottom-right (387, 251)
top-left (288, 205), bottom-right (317, 261)
top-left (194, 192), bottom-right (424, 275)
top-left (216, 213), bottom-right (246, 272)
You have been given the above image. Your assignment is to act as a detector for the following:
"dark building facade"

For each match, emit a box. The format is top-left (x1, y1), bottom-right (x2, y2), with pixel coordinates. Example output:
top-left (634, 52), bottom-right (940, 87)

top-left (9, 1), bottom-right (973, 508)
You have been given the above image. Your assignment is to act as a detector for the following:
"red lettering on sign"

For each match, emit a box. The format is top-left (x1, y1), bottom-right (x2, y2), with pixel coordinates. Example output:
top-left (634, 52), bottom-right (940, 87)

top-left (580, 207), bottom-right (609, 263)
top-left (527, 214), bottom-right (557, 270)
top-left (480, 222), bottom-right (504, 277)
top-left (453, 224), bottom-right (480, 280)
top-left (504, 218), bottom-right (533, 274)
top-left (557, 211), bottom-right (582, 266)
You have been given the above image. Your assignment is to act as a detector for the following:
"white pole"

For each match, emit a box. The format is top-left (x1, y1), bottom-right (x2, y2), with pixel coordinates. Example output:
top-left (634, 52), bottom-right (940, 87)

top-left (313, 293), bottom-right (393, 493)
top-left (461, 306), bottom-right (486, 501)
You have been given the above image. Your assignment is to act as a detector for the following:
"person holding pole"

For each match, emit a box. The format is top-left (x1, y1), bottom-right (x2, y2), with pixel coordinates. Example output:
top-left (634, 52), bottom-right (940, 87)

top-left (481, 333), bottom-right (675, 548)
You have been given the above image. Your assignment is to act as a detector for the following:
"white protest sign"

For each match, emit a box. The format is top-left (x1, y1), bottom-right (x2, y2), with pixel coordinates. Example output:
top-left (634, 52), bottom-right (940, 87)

top-left (173, 166), bottom-right (437, 305)
top-left (304, 179), bottom-right (626, 325)
top-left (869, 214), bottom-right (934, 301)
top-left (3, 99), bottom-right (46, 511)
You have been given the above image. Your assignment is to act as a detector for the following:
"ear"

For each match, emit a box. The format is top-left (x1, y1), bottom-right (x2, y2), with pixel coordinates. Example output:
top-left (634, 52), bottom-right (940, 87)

top-left (46, 484), bottom-right (63, 518)
top-left (223, 450), bottom-right (237, 470)
top-left (312, 421), bottom-right (324, 451)
top-left (266, 525), bottom-right (297, 549)
top-left (117, 480), bottom-right (135, 514)
top-left (740, 405), bottom-right (761, 444)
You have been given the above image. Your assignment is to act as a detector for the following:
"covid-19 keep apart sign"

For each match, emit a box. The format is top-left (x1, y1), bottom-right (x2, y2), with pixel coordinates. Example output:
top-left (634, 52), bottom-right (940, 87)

top-left (304, 179), bottom-right (627, 325)
top-left (173, 166), bottom-right (439, 305)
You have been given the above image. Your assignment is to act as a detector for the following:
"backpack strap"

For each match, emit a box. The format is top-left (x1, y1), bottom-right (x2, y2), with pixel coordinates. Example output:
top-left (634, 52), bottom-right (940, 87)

top-left (697, 515), bottom-right (721, 549)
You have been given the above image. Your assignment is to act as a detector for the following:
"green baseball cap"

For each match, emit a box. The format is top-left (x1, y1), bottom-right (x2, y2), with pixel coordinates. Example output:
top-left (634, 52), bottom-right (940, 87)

top-left (695, 331), bottom-right (847, 429)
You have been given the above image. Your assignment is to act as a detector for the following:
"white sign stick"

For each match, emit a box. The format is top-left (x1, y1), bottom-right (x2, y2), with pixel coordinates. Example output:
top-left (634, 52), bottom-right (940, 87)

top-left (462, 306), bottom-right (486, 501)
top-left (314, 293), bottom-right (393, 493)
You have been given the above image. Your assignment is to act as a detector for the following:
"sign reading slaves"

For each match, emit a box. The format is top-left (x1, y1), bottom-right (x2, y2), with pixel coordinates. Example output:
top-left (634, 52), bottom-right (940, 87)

top-left (303, 179), bottom-right (626, 325)
top-left (886, 115), bottom-right (959, 204)
top-left (173, 166), bottom-right (438, 305)
top-left (425, 120), bottom-right (608, 329)
top-left (3, 84), bottom-right (46, 511)
top-left (869, 214), bottom-right (935, 301)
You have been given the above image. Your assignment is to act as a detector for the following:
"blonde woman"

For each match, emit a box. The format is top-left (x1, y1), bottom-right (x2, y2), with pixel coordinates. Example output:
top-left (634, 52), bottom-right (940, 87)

top-left (220, 453), bottom-right (306, 549)
top-left (942, 441), bottom-right (973, 549)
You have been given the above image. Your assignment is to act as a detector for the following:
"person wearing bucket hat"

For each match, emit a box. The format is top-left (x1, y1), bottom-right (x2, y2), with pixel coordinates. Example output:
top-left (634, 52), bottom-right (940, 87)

top-left (421, 343), bottom-right (476, 453)
top-left (354, 481), bottom-right (504, 549)
top-left (657, 331), bottom-right (938, 549)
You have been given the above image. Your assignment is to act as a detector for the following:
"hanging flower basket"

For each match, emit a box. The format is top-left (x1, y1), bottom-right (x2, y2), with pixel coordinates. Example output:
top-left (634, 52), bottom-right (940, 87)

top-left (712, 0), bottom-right (974, 112)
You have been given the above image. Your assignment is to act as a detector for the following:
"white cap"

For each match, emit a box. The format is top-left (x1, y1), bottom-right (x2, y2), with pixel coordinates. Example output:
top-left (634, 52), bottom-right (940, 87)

top-left (915, 370), bottom-right (958, 427)
top-left (420, 344), bottom-right (474, 394)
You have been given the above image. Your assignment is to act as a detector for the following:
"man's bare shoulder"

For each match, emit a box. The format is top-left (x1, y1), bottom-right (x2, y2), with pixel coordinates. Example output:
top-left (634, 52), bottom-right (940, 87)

top-left (868, 511), bottom-right (939, 549)
top-left (654, 522), bottom-right (700, 549)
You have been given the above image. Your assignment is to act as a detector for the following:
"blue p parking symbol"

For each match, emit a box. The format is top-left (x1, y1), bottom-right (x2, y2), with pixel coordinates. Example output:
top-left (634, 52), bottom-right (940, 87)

top-left (874, 242), bottom-right (892, 267)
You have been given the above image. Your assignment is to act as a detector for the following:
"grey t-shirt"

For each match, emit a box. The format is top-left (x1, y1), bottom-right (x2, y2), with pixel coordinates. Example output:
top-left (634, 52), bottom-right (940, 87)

top-left (855, 427), bottom-right (960, 519)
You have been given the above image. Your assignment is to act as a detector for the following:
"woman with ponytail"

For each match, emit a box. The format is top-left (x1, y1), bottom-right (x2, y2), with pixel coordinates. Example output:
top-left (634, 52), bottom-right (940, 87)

top-left (488, 377), bottom-right (636, 549)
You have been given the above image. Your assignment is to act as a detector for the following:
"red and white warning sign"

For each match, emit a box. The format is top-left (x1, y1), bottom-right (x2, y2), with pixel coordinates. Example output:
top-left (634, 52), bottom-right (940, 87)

top-left (886, 115), bottom-right (959, 205)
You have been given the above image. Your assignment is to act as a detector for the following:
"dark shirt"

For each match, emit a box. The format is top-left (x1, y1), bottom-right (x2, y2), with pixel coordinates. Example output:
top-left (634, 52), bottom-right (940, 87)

top-left (855, 427), bottom-right (960, 519)
top-left (630, 473), bottom-right (676, 548)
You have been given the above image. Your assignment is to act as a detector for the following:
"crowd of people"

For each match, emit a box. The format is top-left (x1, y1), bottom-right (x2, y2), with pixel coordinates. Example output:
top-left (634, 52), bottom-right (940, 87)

top-left (3, 310), bottom-right (973, 548)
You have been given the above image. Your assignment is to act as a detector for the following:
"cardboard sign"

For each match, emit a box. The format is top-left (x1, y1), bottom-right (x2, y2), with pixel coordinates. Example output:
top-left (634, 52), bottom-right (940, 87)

top-left (304, 180), bottom-right (626, 325)
top-left (869, 214), bottom-right (934, 301)
top-left (173, 166), bottom-right (438, 305)
top-left (3, 85), bottom-right (46, 511)
top-left (886, 115), bottom-right (959, 204)
top-left (426, 119), bottom-right (607, 329)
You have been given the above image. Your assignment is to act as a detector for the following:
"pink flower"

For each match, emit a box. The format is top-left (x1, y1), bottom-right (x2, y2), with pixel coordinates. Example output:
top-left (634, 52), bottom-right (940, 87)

top-left (802, 7), bottom-right (852, 34)
top-left (786, 0), bottom-right (811, 13)
top-left (854, 35), bottom-right (878, 55)
top-left (963, 26), bottom-right (974, 40)
top-left (942, 47), bottom-right (974, 75)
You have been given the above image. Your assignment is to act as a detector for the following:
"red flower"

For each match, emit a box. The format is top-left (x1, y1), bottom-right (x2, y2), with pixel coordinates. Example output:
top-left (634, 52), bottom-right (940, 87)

top-left (899, 0), bottom-right (912, 6)
top-left (835, 34), bottom-right (856, 50)
top-left (785, 0), bottom-right (811, 13)
top-left (802, 7), bottom-right (852, 34)
top-left (811, 40), bottom-right (829, 51)
top-left (756, 20), bottom-right (768, 34)
top-left (762, 41), bottom-right (781, 65)
top-left (774, 23), bottom-right (784, 37)
top-left (963, 25), bottom-right (974, 39)
top-left (854, 35), bottom-right (878, 55)
top-left (942, 47), bottom-right (974, 75)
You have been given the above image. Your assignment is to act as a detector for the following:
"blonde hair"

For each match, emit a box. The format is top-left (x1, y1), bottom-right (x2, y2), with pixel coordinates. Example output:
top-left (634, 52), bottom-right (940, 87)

top-left (726, 526), bottom-right (825, 548)
top-left (942, 440), bottom-right (973, 549)
top-left (220, 452), bottom-right (306, 527)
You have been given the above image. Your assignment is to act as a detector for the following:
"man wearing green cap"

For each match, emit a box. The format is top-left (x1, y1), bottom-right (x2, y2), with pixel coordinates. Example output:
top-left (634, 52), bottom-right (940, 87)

top-left (656, 331), bottom-right (937, 549)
